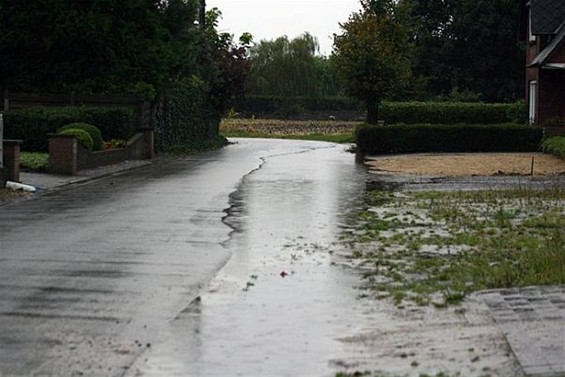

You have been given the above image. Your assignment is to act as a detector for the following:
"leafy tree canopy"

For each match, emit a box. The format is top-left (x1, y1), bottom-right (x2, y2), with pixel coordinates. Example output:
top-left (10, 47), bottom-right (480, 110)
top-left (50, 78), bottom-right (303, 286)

top-left (0, 0), bottom-right (203, 97)
top-left (0, 0), bottom-right (251, 117)
top-left (247, 33), bottom-right (338, 98)
top-left (332, 0), bottom-right (413, 123)
top-left (410, 0), bottom-right (524, 102)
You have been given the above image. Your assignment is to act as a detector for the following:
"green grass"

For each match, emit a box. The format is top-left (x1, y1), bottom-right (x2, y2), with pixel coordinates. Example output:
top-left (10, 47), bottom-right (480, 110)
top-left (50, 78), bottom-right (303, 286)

top-left (342, 188), bottom-right (565, 306)
top-left (20, 152), bottom-right (49, 172)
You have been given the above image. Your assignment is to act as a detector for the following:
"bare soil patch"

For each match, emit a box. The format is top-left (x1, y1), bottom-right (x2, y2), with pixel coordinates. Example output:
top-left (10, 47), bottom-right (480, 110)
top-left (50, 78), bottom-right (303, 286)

top-left (0, 188), bottom-right (30, 203)
top-left (366, 152), bottom-right (565, 176)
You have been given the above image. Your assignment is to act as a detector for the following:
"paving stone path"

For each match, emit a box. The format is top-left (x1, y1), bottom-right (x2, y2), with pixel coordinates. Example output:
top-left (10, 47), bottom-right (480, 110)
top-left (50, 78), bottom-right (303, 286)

top-left (477, 286), bottom-right (565, 377)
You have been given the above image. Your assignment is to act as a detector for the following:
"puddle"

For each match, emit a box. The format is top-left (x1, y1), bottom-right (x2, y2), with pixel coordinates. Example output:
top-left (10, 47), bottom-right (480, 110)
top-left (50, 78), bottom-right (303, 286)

top-left (125, 140), bottom-right (522, 377)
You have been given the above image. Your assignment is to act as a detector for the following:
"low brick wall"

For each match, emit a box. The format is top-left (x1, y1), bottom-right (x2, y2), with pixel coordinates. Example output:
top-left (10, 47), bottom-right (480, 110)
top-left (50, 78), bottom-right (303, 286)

top-left (2, 139), bottom-right (23, 183)
top-left (49, 129), bottom-right (153, 175)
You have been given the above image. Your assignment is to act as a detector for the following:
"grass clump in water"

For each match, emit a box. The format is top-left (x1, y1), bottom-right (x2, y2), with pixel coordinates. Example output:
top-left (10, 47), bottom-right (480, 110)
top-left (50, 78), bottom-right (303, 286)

top-left (342, 188), bottom-right (565, 306)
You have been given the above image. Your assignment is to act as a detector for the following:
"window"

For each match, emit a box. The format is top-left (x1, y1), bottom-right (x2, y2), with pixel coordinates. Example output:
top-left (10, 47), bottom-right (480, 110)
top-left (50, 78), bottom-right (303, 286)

top-left (529, 8), bottom-right (536, 43)
top-left (529, 80), bottom-right (537, 124)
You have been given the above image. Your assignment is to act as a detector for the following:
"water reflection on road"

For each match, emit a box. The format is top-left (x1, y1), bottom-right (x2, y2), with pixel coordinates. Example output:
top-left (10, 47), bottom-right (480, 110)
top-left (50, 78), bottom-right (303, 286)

top-left (128, 138), bottom-right (373, 376)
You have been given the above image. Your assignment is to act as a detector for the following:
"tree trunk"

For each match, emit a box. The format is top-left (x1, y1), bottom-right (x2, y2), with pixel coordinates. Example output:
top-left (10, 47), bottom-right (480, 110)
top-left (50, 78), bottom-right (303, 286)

top-left (366, 95), bottom-right (380, 125)
top-left (199, 0), bottom-right (206, 29)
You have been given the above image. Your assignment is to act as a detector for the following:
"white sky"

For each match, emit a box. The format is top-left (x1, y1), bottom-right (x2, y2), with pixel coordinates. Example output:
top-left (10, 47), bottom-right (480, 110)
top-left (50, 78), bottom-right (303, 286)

top-left (206, 0), bottom-right (362, 56)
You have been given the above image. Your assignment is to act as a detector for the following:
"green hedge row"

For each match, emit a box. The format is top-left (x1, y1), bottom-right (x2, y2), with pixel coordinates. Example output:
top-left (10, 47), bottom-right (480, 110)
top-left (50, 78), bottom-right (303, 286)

top-left (2, 107), bottom-right (136, 152)
top-left (379, 101), bottom-right (525, 125)
top-left (234, 96), bottom-right (526, 124)
top-left (356, 124), bottom-right (542, 156)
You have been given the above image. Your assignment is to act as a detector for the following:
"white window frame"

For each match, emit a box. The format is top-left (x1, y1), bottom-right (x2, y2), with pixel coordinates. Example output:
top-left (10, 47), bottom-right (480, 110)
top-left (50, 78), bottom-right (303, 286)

top-left (529, 80), bottom-right (537, 124)
top-left (529, 8), bottom-right (536, 42)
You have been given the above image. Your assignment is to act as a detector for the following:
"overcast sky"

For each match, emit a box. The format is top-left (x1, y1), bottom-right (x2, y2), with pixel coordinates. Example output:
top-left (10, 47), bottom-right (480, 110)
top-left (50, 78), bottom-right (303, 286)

top-left (206, 0), bottom-right (362, 56)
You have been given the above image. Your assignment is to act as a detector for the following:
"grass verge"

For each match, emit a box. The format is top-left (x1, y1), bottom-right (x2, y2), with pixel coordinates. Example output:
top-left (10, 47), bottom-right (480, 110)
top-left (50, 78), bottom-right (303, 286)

top-left (341, 188), bottom-right (565, 307)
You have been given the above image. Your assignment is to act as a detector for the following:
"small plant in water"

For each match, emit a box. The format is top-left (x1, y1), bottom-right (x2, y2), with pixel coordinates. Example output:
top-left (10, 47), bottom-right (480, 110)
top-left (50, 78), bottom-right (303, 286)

top-left (342, 188), bottom-right (565, 306)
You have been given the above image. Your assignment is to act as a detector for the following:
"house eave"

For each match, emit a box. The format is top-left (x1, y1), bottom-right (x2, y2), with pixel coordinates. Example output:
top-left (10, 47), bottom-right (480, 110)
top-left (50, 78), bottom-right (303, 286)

top-left (543, 63), bottom-right (565, 69)
top-left (529, 21), bottom-right (565, 67)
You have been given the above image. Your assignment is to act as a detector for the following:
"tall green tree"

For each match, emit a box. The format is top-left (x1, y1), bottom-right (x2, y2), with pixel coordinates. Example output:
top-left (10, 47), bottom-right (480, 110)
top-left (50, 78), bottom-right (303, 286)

top-left (409, 0), bottom-right (524, 101)
top-left (247, 33), bottom-right (336, 98)
top-left (0, 0), bottom-right (200, 97)
top-left (332, 0), bottom-right (413, 124)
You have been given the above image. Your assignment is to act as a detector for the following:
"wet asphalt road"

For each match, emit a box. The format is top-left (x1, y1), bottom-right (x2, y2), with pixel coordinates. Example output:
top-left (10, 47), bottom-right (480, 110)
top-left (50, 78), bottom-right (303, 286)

top-left (0, 139), bottom-right (367, 376)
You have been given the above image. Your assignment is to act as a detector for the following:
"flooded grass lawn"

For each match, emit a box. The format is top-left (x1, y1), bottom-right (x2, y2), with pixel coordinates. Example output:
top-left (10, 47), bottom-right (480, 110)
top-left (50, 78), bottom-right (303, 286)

top-left (341, 188), bottom-right (565, 307)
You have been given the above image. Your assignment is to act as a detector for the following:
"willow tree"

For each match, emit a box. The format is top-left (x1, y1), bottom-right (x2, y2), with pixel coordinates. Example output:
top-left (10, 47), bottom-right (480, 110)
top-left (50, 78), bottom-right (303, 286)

top-left (332, 0), bottom-right (413, 124)
top-left (247, 33), bottom-right (329, 98)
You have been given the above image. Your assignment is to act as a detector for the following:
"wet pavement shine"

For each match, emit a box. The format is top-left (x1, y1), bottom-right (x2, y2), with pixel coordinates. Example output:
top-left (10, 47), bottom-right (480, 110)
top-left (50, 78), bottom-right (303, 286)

top-left (0, 138), bottom-right (563, 377)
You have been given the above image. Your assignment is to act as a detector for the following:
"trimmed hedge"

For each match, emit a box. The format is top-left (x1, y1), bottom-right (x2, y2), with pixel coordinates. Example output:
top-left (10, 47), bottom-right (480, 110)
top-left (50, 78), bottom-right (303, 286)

top-left (356, 124), bottom-right (543, 156)
top-left (59, 123), bottom-right (103, 151)
top-left (58, 128), bottom-right (94, 151)
top-left (542, 136), bottom-right (565, 159)
top-left (234, 96), bottom-right (526, 124)
top-left (379, 101), bottom-right (525, 125)
top-left (1, 106), bottom-right (136, 152)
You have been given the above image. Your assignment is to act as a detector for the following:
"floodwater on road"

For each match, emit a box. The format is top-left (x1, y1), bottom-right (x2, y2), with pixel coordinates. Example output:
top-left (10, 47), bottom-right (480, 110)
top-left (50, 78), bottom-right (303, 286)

top-left (1, 138), bottom-right (521, 377)
top-left (126, 139), bottom-right (372, 376)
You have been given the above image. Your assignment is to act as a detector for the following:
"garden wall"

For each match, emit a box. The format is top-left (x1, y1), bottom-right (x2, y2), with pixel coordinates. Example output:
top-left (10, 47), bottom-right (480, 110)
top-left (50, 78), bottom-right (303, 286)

top-left (2, 140), bottom-right (22, 183)
top-left (49, 129), bottom-right (153, 175)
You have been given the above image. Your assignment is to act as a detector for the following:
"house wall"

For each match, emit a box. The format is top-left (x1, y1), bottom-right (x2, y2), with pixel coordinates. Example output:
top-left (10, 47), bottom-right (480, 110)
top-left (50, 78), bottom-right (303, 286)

top-left (547, 41), bottom-right (565, 63)
top-left (538, 69), bottom-right (565, 125)
top-left (526, 35), bottom-right (565, 126)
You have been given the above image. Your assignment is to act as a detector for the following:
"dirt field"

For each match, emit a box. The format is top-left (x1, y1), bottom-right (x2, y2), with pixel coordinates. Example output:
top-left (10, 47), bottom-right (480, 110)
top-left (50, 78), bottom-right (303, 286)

top-left (366, 152), bottom-right (565, 176)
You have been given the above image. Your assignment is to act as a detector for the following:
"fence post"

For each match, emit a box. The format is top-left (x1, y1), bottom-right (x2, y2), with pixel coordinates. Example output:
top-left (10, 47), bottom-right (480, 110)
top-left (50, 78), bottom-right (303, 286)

top-left (0, 114), bottom-right (4, 169)
top-left (3, 90), bottom-right (9, 111)
top-left (0, 114), bottom-right (4, 187)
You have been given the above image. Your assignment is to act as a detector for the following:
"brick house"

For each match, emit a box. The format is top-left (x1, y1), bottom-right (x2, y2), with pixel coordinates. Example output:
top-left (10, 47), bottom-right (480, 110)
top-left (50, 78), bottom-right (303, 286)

top-left (523, 0), bottom-right (565, 126)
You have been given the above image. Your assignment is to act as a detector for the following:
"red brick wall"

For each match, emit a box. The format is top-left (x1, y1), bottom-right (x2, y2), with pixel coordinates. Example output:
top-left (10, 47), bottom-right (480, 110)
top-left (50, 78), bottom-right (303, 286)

top-left (538, 69), bottom-right (565, 125)
top-left (547, 42), bottom-right (565, 64)
top-left (48, 135), bottom-right (77, 174)
top-left (2, 140), bottom-right (22, 182)
top-left (48, 130), bottom-right (154, 175)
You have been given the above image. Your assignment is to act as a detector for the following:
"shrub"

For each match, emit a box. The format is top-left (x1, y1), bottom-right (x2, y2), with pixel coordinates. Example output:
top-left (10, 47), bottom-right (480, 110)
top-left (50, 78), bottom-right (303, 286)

top-left (356, 123), bottom-right (543, 156)
top-left (59, 123), bottom-right (103, 151)
top-left (233, 97), bottom-right (524, 124)
top-left (154, 76), bottom-right (223, 153)
top-left (58, 128), bottom-right (94, 151)
top-left (20, 152), bottom-right (49, 172)
top-left (542, 137), bottom-right (565, 159)
top-left (2, 107), bottom-right (136, 152)
top-left (379, 102), bottom-right (522, 125)
top-left (82, 107), bottom-right (136, 140)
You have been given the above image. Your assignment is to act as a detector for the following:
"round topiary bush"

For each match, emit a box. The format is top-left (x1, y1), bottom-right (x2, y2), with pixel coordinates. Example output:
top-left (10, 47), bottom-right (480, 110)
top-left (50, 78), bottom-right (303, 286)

top-left (58, 128), bottom-right (94, 151)
top-left (59, 122), bottom-right (103, 151)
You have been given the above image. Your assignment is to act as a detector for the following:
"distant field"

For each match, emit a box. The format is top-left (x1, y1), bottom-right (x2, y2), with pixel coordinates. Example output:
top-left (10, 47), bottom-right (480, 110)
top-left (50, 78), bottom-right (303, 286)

top-left (220, 118), bottom-right (361, 143)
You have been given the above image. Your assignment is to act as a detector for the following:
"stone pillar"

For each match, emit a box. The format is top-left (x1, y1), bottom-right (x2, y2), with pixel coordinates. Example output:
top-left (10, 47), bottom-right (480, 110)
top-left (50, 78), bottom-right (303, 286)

top-left (143, 129), bottom-right (154, 159)
top-left (0, 113), bottom-right (5, 188)
top-left (3, 140), bottom-right (23, 182)
top-left (48, 134), bottom-right (77, 175)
